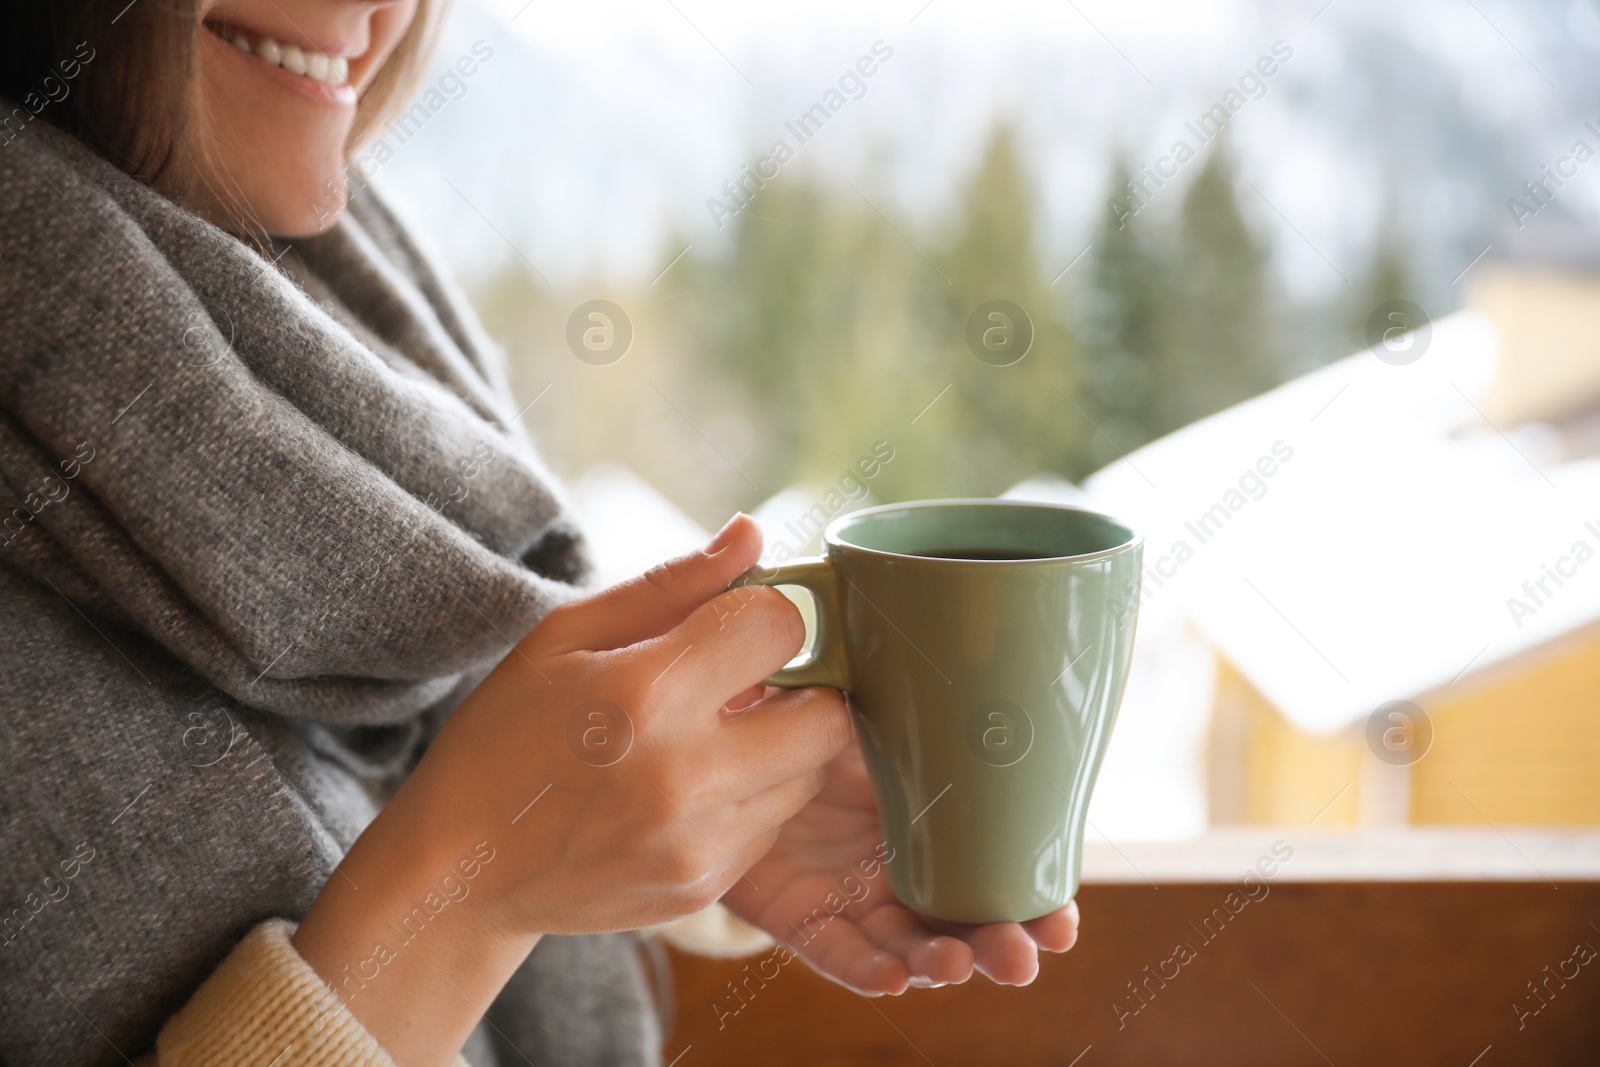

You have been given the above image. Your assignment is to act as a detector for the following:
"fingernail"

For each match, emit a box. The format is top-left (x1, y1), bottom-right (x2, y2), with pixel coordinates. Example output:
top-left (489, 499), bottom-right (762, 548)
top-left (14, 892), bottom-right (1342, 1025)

top-left (705, 513), bottom-right (745, 554)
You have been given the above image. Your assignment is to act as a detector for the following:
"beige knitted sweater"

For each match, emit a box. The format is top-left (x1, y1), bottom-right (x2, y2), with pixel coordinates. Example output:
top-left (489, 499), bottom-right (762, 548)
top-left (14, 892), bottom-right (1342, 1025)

top-left (139, 911), bottom-right (770, 1066)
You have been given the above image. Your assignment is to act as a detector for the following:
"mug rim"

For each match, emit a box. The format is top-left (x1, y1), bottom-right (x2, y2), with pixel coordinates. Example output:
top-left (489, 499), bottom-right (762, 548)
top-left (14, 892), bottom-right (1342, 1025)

top-left (822, 497), bottom-right (1143, 565)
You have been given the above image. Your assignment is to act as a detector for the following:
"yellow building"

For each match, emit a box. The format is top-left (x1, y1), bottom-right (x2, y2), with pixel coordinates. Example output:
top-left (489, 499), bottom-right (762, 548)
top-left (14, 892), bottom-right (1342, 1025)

top-left (1209, 244), bottom-right (1600, 829)
top-left (1209, 625), bottom-right (1600, 827)
top-left (1075, 236), bottom-right (1600, 833)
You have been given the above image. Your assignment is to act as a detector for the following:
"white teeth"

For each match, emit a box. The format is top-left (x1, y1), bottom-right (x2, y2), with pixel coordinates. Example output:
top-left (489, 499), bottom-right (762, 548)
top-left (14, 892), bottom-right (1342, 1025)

top-left (228, 28), bottom-right (350, 84)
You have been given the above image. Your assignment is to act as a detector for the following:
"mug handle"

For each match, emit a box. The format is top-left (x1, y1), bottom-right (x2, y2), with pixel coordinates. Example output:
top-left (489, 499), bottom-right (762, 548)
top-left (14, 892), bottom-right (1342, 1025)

top-left (730, 557), bottom-right (851, 690)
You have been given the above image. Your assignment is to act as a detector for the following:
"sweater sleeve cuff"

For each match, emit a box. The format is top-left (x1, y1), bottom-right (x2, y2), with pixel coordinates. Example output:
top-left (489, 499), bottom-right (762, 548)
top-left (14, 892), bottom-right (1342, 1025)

top-left (156, 918), bottom-right (474, 1067)
top-left (647, 903), bottom-right (774, 958)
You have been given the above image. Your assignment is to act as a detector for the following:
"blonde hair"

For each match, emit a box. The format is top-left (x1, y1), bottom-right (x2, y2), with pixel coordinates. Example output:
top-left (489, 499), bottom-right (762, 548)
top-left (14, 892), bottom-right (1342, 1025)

top-left (349, 0), bottom-right (447, 151)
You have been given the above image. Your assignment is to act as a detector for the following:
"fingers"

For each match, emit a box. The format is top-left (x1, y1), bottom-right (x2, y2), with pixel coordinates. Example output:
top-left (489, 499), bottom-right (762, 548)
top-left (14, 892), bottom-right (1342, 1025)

top-left (643, 583), bottom-right (808, 707)
top-left (783, 902), bottom-right (1063, 997)
top-left (543, 514), bottom-right (764, 653)
top-left (724, 682), bottom-right (766, 711)
top-left (1023, 900), bottom-right (1079, 953)
top-left (925, 920), bottom-right (1039, 987)
top-left (833, 902), bottom-right (1075, 996)
top-left (857, 906), bottom-right (974, 989)
top-left (719, 687), bottom-right (854, 796)
top-left (788, 911), bottom-right (911, 997)
top-left (731, 758), bottom-right (832, 836)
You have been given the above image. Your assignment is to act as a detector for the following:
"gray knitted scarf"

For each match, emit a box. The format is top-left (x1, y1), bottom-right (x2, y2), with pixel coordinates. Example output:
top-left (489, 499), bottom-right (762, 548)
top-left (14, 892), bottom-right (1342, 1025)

top-left (0, 114), bottom-right (660, 1067)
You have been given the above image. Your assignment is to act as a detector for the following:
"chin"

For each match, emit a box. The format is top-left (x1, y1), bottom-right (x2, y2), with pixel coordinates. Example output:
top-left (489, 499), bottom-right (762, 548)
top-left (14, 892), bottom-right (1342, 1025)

top-left (251, 152), bottom-right (352, 237)
top-left (187, 7), bottom-right (378, 237)
top-left (199, 129), bottom-right (353, 237)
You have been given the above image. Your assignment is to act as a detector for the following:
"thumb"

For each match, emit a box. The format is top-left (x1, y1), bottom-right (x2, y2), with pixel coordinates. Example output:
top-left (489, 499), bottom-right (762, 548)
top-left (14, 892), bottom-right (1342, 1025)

top-left (545, 513), bottom-right (765, 653)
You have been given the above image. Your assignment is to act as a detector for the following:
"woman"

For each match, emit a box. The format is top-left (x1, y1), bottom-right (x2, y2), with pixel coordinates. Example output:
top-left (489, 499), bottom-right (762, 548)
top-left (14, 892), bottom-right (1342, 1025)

top-left (0, 1), bottom-right (1079, 1064)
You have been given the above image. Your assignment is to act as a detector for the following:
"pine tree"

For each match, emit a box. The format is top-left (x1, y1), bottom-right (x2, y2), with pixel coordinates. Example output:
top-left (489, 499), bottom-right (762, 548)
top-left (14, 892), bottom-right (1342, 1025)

top-left (1164, 141), bottom-right (1281, 434)
top-left (1082, 156), bottom-right (1168, 464)
top-left (679, 176), bottom-right (930, 502)
top-left (675, 125), bottom-right (1095, 507)
top-left (928, 124), bottom-right (1091, 491)
top-left (1349, 217), bottom-right (1419, 353)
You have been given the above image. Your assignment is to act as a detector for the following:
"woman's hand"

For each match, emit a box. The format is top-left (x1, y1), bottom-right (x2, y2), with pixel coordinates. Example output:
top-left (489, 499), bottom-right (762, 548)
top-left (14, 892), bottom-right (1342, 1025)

top-left (292, 514), bottom-right (852, 1066)
top-left (721, 732), bottom-right (1080, 995)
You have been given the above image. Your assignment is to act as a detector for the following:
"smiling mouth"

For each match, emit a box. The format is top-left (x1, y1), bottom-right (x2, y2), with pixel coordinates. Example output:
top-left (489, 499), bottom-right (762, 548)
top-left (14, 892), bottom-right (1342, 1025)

top-left (204, 21), bottom-right (353, 85)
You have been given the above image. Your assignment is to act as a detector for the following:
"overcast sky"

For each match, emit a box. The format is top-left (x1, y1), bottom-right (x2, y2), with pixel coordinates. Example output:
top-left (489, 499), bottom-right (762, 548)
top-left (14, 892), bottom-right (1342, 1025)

top-left (376, 0), bottom-right (1599, 299)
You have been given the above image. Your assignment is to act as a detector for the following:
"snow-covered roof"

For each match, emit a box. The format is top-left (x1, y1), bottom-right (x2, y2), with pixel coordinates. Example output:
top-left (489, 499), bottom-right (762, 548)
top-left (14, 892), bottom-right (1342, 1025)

top-left (1080, 311), bottom-right (1600, 736)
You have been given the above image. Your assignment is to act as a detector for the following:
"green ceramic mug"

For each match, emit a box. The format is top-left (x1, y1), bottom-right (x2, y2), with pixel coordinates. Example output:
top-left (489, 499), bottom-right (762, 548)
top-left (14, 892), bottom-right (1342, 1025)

top-left (733, 499), bottom-right (1142, 923)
